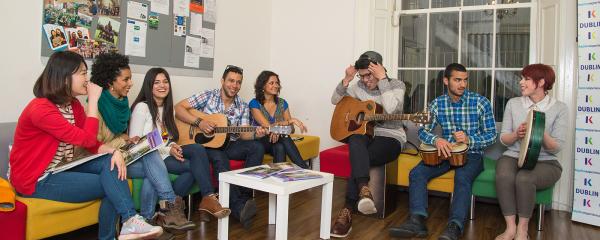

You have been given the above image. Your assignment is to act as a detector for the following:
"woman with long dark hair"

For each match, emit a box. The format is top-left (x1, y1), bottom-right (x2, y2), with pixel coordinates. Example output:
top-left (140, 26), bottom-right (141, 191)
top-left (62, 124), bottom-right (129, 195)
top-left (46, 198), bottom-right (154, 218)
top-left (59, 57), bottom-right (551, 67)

top-left (90, 53), bottom-right (194, 231)
top-left (130, 68), bottom-right (230, 222)
top-left (9, 51), bottom-right (162, 240)
top-left (249, 70), bottom-right (309, 168)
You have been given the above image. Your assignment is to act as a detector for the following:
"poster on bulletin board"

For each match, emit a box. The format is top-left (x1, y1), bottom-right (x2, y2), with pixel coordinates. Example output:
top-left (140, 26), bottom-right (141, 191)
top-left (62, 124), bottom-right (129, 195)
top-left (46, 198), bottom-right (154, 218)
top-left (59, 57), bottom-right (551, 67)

top-left (40, 0), bottom-right (217, 77)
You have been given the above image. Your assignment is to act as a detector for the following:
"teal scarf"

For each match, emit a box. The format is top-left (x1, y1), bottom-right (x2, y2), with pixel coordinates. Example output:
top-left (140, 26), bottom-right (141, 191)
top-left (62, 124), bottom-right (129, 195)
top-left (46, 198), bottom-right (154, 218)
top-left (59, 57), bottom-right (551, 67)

top-left (98, 89), bottom-right (131, 134)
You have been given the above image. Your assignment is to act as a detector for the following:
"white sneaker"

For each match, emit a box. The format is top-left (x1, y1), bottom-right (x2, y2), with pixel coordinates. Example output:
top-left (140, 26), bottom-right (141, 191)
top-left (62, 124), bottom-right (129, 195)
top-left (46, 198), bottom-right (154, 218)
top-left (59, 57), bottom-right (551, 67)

top-left (118, 214), bottom-right (163, 240)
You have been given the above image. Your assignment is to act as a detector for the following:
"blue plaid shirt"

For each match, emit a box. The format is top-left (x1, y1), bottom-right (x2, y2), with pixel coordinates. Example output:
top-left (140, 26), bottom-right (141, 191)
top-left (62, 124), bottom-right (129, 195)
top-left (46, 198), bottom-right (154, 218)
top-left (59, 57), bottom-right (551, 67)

top-left (187, 89), bottom-right (250, 141)
top-left (418, 90), bottom-right (497, 154)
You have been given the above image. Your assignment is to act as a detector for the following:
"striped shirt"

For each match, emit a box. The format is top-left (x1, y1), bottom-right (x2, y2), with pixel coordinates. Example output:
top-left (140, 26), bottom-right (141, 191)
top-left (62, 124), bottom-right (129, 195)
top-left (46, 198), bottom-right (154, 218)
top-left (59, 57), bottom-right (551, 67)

top-left (187, 88), bottom-right (250, 141)
top-left (40, 104), bottom-right (75, 180)
top-left (418, 90), bottom-right (497, 154)
top-left (331, 77), bottom-right (407, 144)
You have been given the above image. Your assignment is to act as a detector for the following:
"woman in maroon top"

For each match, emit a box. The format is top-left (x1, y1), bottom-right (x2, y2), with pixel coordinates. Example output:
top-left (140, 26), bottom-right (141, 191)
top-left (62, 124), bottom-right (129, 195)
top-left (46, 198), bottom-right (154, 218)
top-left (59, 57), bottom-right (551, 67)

top-left (9, 51), bottom-right (162, 240)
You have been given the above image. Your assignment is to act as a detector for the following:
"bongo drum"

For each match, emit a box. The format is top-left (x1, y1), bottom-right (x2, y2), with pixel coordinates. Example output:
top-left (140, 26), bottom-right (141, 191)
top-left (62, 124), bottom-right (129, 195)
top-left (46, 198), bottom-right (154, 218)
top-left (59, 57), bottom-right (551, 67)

top-left (448, 143), bottom-right (468, 166)
top-left (419, 143), bottom-right (442, 166)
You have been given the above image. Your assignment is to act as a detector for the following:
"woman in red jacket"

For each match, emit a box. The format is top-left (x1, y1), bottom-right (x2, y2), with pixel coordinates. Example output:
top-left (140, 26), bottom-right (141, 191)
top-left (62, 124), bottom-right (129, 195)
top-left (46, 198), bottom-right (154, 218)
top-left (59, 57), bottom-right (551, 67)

top-left (9, 51), bottom-right (162, 240)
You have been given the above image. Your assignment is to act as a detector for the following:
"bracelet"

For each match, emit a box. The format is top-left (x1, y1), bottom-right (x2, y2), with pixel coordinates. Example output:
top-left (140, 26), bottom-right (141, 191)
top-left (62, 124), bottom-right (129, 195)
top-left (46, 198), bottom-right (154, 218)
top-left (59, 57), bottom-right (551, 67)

top-left (193, 118), bottom-right (202, 127)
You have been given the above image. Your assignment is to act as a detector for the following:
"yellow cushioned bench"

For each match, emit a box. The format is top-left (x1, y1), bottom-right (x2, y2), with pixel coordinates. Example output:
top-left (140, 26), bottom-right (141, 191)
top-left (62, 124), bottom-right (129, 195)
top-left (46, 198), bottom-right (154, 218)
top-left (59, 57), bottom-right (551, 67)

top-left (387, 148), bottom-right (455, 193)
top-left (16, 180), bottom-right (132, 240)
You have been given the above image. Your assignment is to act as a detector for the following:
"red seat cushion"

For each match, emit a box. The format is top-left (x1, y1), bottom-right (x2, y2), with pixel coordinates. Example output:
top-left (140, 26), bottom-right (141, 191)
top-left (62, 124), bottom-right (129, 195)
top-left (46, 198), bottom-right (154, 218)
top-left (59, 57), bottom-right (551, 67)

top-left (320, 145), bottom-right (351, 178)
top-left (0, 200), bottom-right (26, 240)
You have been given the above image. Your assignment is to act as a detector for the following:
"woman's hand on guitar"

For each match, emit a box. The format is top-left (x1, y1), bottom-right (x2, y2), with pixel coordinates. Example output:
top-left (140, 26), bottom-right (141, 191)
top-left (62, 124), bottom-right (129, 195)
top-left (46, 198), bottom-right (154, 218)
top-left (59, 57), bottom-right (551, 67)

top-left (199, 120), bottom-right (216, 134)
top-left (169, 144), bottom-right (185, 161)
top-left (435, 138), bottom-right (453, 159)
top-left (255, 127), bottom-right (268, 139)
top-left (516, 122), bottom-right (527, 139)
top-left (269, 133), bottom-right (280, 143)
top-left (290, 118), bottom-right (307, 133)
top-left (342, 65), bottom-right (357, 87)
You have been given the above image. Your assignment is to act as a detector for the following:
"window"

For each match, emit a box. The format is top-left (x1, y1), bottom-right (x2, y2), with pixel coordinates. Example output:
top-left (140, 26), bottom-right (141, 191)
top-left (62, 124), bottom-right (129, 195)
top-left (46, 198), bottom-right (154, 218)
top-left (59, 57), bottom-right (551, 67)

top-left (398, 0), bottom-right (533, 120)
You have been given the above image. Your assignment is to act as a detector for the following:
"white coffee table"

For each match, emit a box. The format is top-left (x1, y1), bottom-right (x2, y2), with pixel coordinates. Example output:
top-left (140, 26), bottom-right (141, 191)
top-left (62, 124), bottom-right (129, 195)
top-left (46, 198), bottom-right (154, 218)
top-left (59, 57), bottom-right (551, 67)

top-left (217, 167), bottom-right (334, 240)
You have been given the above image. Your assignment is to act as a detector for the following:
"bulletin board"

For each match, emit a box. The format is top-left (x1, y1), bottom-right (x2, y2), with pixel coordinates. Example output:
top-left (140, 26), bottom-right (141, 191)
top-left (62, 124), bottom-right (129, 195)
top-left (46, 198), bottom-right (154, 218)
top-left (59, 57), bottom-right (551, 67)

top-left (40, 0), bottom-right (216, 77)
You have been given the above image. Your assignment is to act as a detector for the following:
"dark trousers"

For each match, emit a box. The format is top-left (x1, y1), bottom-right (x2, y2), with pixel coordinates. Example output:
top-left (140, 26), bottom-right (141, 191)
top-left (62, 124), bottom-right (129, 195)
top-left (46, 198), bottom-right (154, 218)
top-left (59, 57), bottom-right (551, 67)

top-left (206, 139), bottom-right (265, 219)
top-left (259, 135), bottom-right (309, 169)
top-left (164, 144), bottom-right (215, 197)
top-left (345, 134), bottom-right (402, 207)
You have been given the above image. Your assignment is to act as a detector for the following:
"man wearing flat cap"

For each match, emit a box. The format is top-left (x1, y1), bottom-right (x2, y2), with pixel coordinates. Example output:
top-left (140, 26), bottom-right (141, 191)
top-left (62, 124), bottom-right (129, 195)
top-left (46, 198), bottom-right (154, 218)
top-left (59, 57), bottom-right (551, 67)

top-left (330, 51), bottom-right (407, 238)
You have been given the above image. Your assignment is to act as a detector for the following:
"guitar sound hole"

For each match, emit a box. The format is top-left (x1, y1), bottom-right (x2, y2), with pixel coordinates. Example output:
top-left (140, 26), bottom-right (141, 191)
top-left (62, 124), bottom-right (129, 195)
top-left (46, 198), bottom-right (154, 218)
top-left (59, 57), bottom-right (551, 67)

top-left (347, 112), bottom-right (364, 131)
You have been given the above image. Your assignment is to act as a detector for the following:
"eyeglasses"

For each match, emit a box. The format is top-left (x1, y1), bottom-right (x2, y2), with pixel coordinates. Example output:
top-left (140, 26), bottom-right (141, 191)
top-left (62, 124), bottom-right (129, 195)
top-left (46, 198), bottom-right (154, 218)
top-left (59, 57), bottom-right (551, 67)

top-left (225, 65), bottom-right (243, 74)
top-left (356, 72), bottom-right (373, 80)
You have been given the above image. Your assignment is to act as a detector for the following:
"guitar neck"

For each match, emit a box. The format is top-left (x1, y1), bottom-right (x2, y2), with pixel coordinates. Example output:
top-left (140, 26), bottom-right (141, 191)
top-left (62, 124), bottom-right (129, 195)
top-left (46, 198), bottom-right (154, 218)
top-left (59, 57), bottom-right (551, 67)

top-left (213, 126), bottom-right (257, 133)
top-left (365, 114), bottom-right (412, 121)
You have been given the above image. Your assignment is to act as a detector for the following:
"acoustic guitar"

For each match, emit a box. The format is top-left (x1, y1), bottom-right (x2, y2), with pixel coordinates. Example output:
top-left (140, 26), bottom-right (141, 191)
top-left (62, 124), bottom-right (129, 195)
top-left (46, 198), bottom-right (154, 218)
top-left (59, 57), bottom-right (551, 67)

top-left (330, 96), bottom-right (431, 142)
top-left (176, 110), bottom-right (293, 148)
top-left (518, 109), bottom-right (545, 170)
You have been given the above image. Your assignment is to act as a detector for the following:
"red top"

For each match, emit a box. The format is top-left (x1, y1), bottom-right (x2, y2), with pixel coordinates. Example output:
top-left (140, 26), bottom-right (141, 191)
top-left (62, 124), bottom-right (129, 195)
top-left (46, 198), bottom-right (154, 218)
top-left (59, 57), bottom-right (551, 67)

top-left (9, 98), bottom-right (102, 195)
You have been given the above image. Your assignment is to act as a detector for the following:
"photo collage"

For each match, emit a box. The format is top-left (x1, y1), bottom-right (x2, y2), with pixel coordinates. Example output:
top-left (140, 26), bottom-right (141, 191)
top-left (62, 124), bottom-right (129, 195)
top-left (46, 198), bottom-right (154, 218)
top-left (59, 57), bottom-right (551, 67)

top-left (43, 0), bottom-right (121, 58)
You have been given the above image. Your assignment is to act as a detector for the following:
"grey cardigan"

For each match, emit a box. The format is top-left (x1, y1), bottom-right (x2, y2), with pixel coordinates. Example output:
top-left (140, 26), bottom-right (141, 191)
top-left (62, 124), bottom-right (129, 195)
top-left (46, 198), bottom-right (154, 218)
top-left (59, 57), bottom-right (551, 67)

top-left (500, 96), bottom-right (568, 163)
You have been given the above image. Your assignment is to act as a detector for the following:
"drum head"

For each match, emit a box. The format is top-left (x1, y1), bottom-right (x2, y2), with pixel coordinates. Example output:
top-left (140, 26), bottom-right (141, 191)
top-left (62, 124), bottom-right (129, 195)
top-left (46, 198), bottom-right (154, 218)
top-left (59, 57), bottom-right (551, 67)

top-left (419, 143), bottom-right (437, 152)
top-left (518, 110), bottom-right (535, 167)
top-left (452, 143), bottom-right (468, 153)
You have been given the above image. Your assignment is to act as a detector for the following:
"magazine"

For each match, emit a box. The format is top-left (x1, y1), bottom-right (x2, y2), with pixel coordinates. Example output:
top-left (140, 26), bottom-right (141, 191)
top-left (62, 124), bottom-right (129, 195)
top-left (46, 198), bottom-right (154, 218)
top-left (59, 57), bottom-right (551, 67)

top-left (51, 129), bottom-right (165, 173)
top-left (237, 162), bottom-right (300, 179)
top-left (271, 169), bottom-right (324, 182)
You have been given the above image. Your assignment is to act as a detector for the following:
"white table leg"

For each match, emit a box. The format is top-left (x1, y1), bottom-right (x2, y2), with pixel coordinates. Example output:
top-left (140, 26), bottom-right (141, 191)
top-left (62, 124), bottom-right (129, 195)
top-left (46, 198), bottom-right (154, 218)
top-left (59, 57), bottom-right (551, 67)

top-left (275, 194), bottom-right (289, 240)
top-left (218, 181), bottom-right (230, 240)
top-left (320, 182), bottom-right (333, 240)
top-left (269, 193), bottom-right (276, 225)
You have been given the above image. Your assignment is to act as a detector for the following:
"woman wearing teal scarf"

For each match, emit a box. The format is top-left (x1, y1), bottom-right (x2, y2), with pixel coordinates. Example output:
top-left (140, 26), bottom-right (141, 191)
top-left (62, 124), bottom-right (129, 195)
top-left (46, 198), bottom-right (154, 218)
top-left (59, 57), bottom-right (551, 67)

top-left (91, 53), bottom-right (193, 232)
top-left (98, 89), bottom-right (131, 134)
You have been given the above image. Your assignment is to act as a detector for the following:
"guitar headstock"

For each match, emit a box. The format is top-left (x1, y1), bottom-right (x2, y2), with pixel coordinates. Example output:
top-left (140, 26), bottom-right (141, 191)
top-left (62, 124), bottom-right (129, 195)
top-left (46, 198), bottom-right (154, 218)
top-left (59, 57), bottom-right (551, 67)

top-left (268, 125), bottom-right (294, 135)
top-left (409, 111), bottom-right (431, 124)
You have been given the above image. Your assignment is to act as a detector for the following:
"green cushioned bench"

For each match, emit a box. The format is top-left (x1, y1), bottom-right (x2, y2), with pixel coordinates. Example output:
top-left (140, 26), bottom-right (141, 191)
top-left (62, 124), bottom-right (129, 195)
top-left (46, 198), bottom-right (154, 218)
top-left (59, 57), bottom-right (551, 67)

top-left (471, 157), bottom-right (555, 231)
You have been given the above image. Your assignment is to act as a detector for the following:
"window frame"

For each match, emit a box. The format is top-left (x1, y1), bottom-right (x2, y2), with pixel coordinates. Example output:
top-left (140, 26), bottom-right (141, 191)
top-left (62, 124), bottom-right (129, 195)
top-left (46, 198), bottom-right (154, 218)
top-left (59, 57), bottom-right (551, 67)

top-left (394, 0), bottom-right (537, 113)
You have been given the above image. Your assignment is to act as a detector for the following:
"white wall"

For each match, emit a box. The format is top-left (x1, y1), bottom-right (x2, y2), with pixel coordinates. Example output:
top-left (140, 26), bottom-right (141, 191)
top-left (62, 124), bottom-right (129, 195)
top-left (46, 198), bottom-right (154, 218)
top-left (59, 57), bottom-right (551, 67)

top-left (0, 0), bottom-right (272, 123)
top-left (270, 0), bottom-right (356, 150)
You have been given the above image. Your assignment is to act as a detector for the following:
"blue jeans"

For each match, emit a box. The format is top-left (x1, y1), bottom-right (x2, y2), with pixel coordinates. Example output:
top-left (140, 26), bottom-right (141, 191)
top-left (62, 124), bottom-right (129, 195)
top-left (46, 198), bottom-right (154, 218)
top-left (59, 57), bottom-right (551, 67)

top-left (163, 144), bottom-right (215, 197)
top-left (127, 150), bottom-right (177, 220)
top-left (408, 153), bottom-right (483, 229)
top-left (259, 135), bottom-right (309, 169)
top-left (206, 139), bottom-right (264, 219)
top-left (26, 154), bottom-right (137, 240)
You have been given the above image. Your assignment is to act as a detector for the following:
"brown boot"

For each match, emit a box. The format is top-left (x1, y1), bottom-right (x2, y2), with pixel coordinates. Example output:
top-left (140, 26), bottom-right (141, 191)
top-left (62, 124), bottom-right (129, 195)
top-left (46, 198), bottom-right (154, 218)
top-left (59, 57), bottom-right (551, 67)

top-left (357, 186), bottom-right (377, 215)
top-left (156, 198), bottom-right (196, 231)
top-left (198, 193), bottom-right (231, 219)
top-left (331, 207), bottom-right (352, 238)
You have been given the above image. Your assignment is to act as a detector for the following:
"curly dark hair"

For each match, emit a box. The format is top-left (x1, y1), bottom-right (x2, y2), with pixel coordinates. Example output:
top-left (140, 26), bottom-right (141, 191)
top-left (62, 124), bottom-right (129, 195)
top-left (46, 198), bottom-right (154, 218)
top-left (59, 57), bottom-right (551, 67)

top-left (90, 53), bottom-right (130, 89)
top-left (254, 70), bottom-right (280, 105)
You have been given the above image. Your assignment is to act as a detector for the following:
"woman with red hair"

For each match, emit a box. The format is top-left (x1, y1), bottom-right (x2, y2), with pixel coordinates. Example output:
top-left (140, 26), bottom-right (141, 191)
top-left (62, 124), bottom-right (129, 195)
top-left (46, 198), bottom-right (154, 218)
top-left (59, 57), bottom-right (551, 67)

top-left (495, 64), bottom-right (567, 240)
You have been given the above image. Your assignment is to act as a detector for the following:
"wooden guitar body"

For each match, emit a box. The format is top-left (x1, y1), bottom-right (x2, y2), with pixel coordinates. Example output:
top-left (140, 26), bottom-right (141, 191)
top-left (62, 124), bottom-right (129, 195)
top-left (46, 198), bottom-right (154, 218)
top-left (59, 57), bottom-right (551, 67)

top-left (330, 96), bottom-right (382, 142)
top-left (175, 111), bottom-right (229, 148)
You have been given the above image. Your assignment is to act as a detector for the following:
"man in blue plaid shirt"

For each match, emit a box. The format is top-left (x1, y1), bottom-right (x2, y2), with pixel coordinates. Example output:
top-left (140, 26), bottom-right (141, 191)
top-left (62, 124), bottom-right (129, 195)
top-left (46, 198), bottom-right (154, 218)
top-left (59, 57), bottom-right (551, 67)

top-left (390, 63), bottom-right (497, 240)
top-left (175, 65), bottom-right (267, 229)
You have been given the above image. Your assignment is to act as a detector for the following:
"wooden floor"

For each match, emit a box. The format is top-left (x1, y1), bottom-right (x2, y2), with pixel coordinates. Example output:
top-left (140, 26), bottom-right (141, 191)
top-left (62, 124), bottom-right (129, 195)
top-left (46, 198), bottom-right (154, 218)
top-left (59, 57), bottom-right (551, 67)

top-left (49, 178), bottom-right (598, 240)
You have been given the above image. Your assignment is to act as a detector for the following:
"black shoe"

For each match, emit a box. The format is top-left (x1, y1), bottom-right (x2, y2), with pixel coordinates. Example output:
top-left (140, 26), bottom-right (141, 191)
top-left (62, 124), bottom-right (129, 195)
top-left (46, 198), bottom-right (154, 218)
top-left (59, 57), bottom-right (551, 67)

top-left (239, 199), bottom-right (257, 229)
top-left (389, 214), bottom-right (428, 238)
top-left (438, 222), bottom-right (462, 240)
